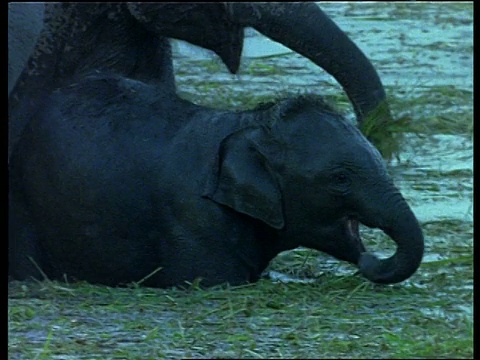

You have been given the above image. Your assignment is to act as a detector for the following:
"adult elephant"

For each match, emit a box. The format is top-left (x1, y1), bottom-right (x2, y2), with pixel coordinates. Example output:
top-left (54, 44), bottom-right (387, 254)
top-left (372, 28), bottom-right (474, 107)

top-left (8, 3), bottom-right (244, 159)
top-left (9, 3), bottom-right (391, 159)
top-left (9, 72), bottom-right (423, 287)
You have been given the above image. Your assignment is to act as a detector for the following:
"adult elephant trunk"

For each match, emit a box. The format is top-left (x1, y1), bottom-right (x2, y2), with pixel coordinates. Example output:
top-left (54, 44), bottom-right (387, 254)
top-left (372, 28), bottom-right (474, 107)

top-left (357, 186), bottom-right (424, 284)
top-left (229, 3), bottom-right (390, 123)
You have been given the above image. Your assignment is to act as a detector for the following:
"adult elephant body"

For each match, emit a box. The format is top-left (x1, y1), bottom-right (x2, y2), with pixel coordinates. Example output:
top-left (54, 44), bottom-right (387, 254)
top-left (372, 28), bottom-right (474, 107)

top-left (9, 73), bottom-right (423, 287)
top-left (9, 3), bottom-right (391, 159)
top-left (8, 3), bottom-right (243, 159)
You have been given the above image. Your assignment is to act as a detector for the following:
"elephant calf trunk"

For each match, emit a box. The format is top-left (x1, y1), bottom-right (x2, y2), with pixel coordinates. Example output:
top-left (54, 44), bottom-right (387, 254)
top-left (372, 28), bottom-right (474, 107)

top-left (358, 208), bottom-right (424, 284)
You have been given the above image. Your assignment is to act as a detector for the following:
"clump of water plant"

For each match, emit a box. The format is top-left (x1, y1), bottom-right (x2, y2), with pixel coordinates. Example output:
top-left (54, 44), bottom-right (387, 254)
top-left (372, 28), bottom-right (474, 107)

top-left (359, 100), bottom-right (413, 161)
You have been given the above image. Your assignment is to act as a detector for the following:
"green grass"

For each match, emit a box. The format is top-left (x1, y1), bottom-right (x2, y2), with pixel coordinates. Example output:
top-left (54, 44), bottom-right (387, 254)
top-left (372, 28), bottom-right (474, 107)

top-left (8, 217), bottom-right (473, 358)
top-left (8, 248), bottom-right (473, 359)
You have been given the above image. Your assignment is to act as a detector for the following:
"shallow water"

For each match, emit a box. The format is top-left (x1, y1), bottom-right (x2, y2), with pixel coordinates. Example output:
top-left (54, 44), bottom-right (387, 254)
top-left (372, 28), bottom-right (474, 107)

top-left (173, 2), bottom-right (473, 93)
top-left (393, 134), bottom-right (473, 223)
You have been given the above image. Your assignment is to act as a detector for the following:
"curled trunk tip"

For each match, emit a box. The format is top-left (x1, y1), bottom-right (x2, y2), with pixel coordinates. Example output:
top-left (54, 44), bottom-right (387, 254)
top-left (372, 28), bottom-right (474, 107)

top-left (358, 245), bottom-right (424, 284)
top-left (357, 187), bottom-right (424, 284)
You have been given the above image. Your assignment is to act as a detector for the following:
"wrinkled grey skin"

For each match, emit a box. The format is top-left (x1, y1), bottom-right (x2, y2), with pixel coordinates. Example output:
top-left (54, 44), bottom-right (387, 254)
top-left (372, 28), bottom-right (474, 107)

top-left (9, 3), bottom-right (391, 159)
top-left (8, 3), bottom-right (45, 95)
top-left (9, 73), bottom-right (423, 287)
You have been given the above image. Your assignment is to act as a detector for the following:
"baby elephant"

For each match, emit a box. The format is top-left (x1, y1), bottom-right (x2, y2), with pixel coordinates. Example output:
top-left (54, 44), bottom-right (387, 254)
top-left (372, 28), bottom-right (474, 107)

top-left (9, 73), bottom-right (424, 288)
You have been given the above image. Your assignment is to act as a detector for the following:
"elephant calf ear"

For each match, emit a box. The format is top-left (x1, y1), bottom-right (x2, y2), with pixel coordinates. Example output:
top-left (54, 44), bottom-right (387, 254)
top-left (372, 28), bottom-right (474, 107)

top-left (203, 128), bottom-right (285, 230)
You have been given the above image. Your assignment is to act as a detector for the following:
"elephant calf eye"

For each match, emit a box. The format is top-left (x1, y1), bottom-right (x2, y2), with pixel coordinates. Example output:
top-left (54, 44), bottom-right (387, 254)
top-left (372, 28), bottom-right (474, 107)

top-left (329, 172), bottom-right (352, 195)
top-left (335, 173), bottom-right (349, 184)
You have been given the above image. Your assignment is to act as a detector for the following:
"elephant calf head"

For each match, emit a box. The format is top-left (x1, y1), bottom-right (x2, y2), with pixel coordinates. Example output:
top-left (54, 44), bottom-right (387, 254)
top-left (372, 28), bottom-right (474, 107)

top-left (206, 96), bottom-right (424, 284)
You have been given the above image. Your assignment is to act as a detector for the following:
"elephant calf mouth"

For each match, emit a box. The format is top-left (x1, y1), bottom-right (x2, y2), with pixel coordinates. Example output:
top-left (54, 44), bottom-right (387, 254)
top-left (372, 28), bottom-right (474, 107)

top-left (346, 217), bottom-right (359, 239)
top-left (344, 217), bottom-right (367, 261)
